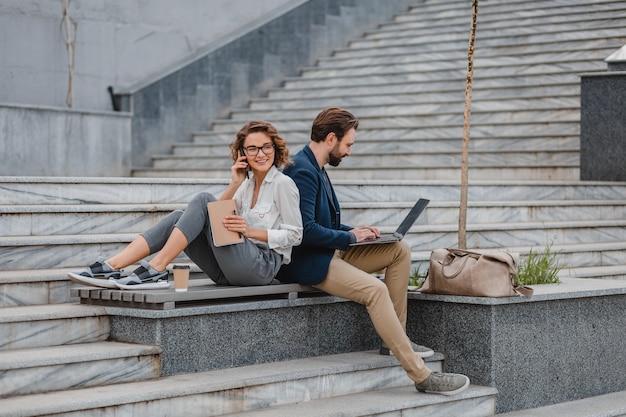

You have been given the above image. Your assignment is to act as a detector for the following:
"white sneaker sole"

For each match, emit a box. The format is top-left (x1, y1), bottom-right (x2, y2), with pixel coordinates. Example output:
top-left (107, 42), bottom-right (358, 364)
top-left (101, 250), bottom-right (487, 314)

top-left (115, 281), bottom-right (171, 290)
top-left (415, 349), bottom-right (434, 358)
top-left (68, 272), bottom-right (118, 289)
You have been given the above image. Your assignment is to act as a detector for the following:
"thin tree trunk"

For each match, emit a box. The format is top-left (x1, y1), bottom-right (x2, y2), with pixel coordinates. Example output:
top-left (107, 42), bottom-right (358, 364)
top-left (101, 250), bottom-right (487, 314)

top-left (458, 0), bottom-right (478, 249)
top-left (62, 0), bottom-right (77, 108)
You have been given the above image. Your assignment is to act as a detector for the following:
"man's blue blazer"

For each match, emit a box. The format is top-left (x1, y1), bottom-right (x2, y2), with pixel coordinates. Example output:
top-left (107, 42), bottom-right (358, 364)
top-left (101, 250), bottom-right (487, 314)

top-left (277, 145), bottom-right (353, 285)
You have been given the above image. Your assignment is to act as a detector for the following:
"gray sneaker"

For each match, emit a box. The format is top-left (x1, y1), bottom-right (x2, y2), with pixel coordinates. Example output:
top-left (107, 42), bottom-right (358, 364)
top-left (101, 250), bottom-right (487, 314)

top-left (115, 260), bottom-right (170, 290)
top-left (68, 256), bottom-right (122, 288)
top-left (380, 341), bottom-right (435, 358)
top-left (414, 372), bottom-right (470, 396)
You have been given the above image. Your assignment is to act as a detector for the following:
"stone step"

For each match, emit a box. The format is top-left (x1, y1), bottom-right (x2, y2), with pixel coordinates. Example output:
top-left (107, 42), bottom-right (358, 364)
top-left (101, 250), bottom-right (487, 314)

top-left (211, 109), bottom-right (580, 133)
top-left (267, 74), bottom-right (581, 100)
top-left (272, 65), bottom-right (580, 91)
top-left (357, 12), bottom-right (626, 49)
top-left (312, 51), bottom-right (615, 84)
top-left (298, 53), bottom-right (606, 82)
top-left (405, 7), bottom-right (626, 37)
top-left (0, 268), bottom-right (76, 307)
top-left (347, 23), bottom-right (626, 52)
top-left (0, 233), bottom-right (193, 271)
top-left (5, 198), bottom-right (620, 239)
top-left (0, 232), bottom-right (136, 271)
top-left (253, 84), bottom-right (581, 110)
top-left (0, 177), bottom-right (227, 205)
top-left (0, 204), bottom-right (183, 237)
top-left (195, 120), bottom-right (582, 143)
top-left (410, 241), bottom-right (626, 273)
top-left (495, 389), bottom-right (626, 417)
top-left (375, 2), bottom-right (626, 36)
top-left (133, 166), bottom-right (579, 180)
top-left (560, 264), bottom-right (626, 280)
top-left (231, 97), bottom-right (581, 121)
top-left (395, 0), bottom-right (626, 21)
top-left (398, 219), bottom-right (626, 251)
top-left (149, 150), bottom-right (579, 171)
top-left (224, 385), bottom-right (496, 417)
top-left (176, 136), bottom-right (580, 158)
top-left (0, 341), bottom-right (161, 397)
top-left (0, 350), bottom-right (493, 417)
top-left (317, 46), bottom-right (617, 72)
top-left (404, 0), bottom-right (626, 15)
top-left (0, 304), bottom-right (109, 350)
top-left (4, 178), bottom-right (625, 205)
top-left (327, 179), bottom-right (626, 202)
top-left (332, 36), bottom-right (625, 61)
top-left (281, 61), bottom-right (604, 90)
top-left (341, 200), bottom-right (626, 225)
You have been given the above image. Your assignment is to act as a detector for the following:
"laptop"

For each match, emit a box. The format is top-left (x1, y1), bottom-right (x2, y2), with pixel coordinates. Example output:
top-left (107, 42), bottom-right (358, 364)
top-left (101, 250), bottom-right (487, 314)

top-left (349, 198), bottom-right (429, 246)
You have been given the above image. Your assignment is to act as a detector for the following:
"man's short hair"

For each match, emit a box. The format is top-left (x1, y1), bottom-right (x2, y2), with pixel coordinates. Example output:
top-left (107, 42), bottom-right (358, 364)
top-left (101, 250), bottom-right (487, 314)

top-left (311, 107), bottom-right (359, 142)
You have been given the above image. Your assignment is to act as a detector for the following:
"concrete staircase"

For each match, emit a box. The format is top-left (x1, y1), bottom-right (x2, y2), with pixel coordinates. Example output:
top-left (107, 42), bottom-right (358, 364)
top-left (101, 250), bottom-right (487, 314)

top-left (0, 304), bottom-right (161, 399)
top-left (133, 0), bottom-right (626, 181)
top-left (2, 0), bottom-right (626, 415)
top-left (0, 347), bottom-right (496, 416)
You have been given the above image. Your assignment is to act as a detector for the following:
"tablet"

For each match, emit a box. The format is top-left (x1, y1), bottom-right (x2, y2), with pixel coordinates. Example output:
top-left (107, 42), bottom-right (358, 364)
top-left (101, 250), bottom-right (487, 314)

top-left (207, 200), bottom-right (245, 247)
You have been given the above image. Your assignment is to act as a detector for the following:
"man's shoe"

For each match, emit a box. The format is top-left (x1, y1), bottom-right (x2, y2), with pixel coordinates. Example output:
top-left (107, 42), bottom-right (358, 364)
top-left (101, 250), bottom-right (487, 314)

top-left (115, 260), bottom-right (170, 290)
top-left (414, 372), bottom-right (470, 396)
top-left (68, 256), bottom-right (122, 288)
top-left (380, 341), bottom-right (435, 358)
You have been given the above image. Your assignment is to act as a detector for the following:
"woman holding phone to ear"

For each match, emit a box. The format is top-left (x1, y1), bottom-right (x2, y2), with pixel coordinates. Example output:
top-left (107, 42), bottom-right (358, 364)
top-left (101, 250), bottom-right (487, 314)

top-left (69, 120), bottom-right (303, 289)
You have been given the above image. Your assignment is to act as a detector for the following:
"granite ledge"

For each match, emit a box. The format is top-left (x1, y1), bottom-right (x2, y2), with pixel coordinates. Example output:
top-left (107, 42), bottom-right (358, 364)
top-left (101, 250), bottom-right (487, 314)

top-left (99, 277), bottom-right (626, 317)
top-left (408, 277), bottom-right (626, 305)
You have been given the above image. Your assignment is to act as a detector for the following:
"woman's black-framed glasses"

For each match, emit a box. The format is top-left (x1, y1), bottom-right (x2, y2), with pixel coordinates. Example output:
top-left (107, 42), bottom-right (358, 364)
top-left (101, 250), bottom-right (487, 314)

top-left (242, 143), bottom-right (275, 156)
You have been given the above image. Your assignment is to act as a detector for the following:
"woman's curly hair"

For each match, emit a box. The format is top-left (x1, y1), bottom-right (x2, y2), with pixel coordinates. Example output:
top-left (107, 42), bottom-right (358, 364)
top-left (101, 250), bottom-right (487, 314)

top-left (230, 120), bottom-right (290, 169)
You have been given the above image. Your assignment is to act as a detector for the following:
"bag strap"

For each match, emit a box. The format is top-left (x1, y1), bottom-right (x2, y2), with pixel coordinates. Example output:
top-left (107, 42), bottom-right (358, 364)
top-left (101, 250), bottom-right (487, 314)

top-left (513, 284), bottom-right (534, 297)
top-left (502, 251), bottom-right (534, 296)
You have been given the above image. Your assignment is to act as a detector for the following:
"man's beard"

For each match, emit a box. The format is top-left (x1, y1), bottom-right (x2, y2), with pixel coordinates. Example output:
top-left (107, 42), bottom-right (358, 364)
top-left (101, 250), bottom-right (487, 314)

top-left (328, 145), bottom-right (343, 167)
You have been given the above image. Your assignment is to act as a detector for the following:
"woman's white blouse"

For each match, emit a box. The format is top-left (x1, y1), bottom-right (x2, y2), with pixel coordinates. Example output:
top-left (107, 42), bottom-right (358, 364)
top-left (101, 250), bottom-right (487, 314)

top-left (233, 166), bottom-right (303, 264)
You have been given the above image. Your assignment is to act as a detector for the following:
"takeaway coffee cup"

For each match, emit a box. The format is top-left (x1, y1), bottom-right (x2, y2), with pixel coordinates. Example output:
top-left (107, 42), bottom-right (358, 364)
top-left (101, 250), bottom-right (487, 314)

top-left (173, 265), bottom-right (190, 292)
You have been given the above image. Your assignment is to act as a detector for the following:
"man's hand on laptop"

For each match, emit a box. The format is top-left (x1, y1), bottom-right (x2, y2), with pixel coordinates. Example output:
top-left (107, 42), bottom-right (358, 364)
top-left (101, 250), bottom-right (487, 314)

top-left (351, 226), bottom-right (380, 242)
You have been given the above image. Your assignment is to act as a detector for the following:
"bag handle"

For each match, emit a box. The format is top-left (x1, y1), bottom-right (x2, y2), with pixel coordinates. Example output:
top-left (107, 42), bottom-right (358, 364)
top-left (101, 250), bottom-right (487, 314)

top-left (440, 250), bottom-right (479, 279)
top-left (446, 248), bottom-right (482, 258)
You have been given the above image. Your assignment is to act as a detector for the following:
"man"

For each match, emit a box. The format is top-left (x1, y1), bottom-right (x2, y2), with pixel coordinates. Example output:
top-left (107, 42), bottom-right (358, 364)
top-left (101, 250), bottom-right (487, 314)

top-left (277, 107), bottom-right (470, 395)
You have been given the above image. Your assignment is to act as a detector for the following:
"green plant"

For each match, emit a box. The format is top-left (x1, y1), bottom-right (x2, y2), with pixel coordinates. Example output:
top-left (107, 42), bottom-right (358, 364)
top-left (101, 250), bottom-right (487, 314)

top-left (517, 239), bottom-right (563, 285)
top-left (409, 264), bottom-right (427, 287)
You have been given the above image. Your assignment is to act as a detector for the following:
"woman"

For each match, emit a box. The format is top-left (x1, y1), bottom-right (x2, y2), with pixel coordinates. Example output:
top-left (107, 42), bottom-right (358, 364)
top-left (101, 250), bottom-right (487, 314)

top-left (69, 120), bottom-right (302, 289)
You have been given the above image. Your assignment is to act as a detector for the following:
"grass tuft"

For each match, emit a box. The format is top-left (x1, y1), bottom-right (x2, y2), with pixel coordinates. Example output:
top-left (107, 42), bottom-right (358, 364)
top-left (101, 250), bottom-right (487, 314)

top-left (409, 264), bottom-right (427, 287)
top-left (517, 239), bottom-right (563, 285)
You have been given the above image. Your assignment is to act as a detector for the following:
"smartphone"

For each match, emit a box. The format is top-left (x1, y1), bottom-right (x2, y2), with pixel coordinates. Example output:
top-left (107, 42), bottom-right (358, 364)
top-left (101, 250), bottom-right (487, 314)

top-left (239, 146), bottom-right (249, 178)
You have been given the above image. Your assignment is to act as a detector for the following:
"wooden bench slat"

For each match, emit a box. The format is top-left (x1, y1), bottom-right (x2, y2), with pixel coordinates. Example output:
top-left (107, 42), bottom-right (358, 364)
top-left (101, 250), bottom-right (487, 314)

top-left (74, 282), bottom-right (319, 309)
